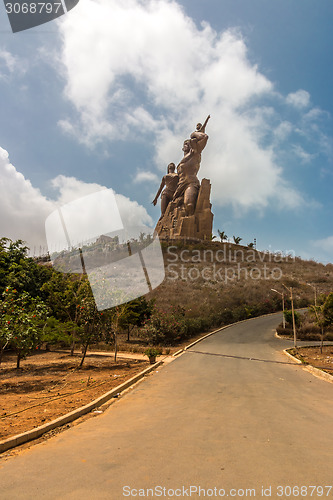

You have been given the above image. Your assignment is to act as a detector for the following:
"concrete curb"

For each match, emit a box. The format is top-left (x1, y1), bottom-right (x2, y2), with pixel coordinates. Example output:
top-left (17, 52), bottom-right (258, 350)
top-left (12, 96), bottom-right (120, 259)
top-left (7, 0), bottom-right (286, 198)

top-left (283, 348), bottom-right (333, 384)
top-left (0, 360), bottom-right (163, 455)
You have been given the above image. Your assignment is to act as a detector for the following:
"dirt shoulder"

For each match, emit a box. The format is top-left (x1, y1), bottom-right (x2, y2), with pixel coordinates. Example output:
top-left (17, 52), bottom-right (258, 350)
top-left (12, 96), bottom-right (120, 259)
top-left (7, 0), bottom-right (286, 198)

top-left (287, 345), bottom-right (333, 376)
top-left (0, 329), bottom-right (213, 446)
top-left (0, 351), bottom-right (150, 442)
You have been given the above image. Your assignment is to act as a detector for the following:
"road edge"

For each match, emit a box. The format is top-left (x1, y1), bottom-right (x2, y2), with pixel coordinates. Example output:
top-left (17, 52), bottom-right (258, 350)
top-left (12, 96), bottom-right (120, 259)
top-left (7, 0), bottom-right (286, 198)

top-left (283, 348), bottom-right (333, 384)
top-left (0, 311), bottom-right (290, 454)
top-left (0, 359), bottom-right (164, 454)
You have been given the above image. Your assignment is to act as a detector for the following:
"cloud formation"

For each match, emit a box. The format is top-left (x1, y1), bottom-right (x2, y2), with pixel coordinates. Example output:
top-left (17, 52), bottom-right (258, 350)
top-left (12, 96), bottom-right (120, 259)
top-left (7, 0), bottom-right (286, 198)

top-left (0, 147), bottom-right (152, 253)
top-left (286, 90), bottom-right (310, 109)
top-left (56, 0), bottom-right (329, 212)
top-left (133, 171), bottom-right (159, 184)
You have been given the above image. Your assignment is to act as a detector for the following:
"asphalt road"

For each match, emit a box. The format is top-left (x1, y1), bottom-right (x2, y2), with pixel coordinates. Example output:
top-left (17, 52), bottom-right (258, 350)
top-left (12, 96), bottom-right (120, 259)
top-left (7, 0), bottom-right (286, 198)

top-left (0, 313), bottom-right (332, 499)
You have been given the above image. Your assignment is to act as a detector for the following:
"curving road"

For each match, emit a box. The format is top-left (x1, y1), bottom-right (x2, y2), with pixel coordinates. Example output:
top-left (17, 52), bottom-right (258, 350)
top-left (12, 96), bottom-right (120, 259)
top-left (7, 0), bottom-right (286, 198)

top-left (0, 313), bottom-right (332, 499)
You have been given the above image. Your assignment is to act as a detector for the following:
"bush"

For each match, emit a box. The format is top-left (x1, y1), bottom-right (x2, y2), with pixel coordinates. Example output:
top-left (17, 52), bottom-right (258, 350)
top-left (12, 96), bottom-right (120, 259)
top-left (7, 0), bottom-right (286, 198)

top-left (284, 310), bottom-right (301, 327)
top-left (140, 306), bottom-right (188, 345)
top-left (276, 325), bottom-right (294, 337)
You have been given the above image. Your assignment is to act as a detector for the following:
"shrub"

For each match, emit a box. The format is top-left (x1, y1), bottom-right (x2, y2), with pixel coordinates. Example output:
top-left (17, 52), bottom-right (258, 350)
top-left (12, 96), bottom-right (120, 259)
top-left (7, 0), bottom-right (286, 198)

top-left (140, 306), bottom-right (188, 345)
top-left (284, 310), bottom-right (301, 327)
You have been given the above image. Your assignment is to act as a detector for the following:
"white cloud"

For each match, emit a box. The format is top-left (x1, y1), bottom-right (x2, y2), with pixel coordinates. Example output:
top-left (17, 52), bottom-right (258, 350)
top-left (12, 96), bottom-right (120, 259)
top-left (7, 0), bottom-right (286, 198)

top-left (273, 121), bottom-right (293, 142)
top-left (56, 0), bottom-right (309, 211)
top-left (292, 144), bottom-right (316, 164)
top-left (0, 147), bottom-right (54, 250)
top-left (312, 236), bottom-right (333, 253)
top-left (0, 48), bottom-right (20, 81)
top-left (286, 90), bottom-right (310, 109)
top-left (311, 236), bottom-right (333, 264)
top-left (0, 48), bottom-right (27, 81)
top-left (133, 171), bottom-right (159, 184)
top-left (0, 49), bottom-right (17, 72)
top-left (0, 147), bottom-right (152, 253)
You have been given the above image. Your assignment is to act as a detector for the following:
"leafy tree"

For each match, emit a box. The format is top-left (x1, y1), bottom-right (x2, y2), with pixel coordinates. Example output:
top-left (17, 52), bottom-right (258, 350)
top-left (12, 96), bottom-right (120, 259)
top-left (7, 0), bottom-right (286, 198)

top-left (2, 287), bottom-right (49, 368)
top-left (111, 303), bottom-right (129, 363)
top-left (42, 317), bottom-right (79, 350)
top-left (0, 238), bottom-right (52, 298)
top-left (323, 292), bottom-right (333, 325)
top-left (41, 271), bottom-right (85, 355)
top-left (119, 296), bottom-right (154, 341)
top-left (309, 292), bottom-right (333, 353)
top-left (75, 280), bottom-right (104, 368)
top-left (0, 295), bottom-right (13, 366)
top-left (233, 236), bottom-right (242, 245)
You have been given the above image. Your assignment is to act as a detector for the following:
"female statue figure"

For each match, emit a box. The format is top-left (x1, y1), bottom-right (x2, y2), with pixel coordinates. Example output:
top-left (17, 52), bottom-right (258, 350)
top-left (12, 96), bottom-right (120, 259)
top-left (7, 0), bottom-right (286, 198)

top-left (152, 163), bottom-right (179, 216)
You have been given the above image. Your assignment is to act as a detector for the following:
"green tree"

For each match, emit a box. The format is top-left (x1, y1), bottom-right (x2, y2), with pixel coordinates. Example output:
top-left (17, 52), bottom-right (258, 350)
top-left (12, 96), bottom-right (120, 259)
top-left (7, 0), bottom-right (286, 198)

top-left (0, 295), bottom-right (13, 365)
top-left (323, 292), bottom-right (333, 325)
top-left (233, 236), bottom-right (242, 245)
top-left (3, 287), bottom-right (49, 368)
top-left (41, 271), bottom-right (85, 355)
top-left (310, 292), bottom-right (333, 353)
top-left (119, 297), bottom-right (154, 342)
top-left (0, 238), bottom-right (52, 298)
top-left (75, 280), bottom-right (103, 368)
top-left (42, 317), bottom-right (79, 350)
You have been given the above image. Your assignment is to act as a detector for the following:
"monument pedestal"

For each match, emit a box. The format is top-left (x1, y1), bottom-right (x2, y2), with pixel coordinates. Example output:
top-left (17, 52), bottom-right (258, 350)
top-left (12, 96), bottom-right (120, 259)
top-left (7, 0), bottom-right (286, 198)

top-left (155, 178), bottom-right (214, 241)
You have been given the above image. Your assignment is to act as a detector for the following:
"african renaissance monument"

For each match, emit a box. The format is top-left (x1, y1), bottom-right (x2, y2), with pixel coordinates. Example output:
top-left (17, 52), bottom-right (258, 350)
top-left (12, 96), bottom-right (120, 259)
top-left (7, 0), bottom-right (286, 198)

top-left (153, 116), bottom-right (214, 241)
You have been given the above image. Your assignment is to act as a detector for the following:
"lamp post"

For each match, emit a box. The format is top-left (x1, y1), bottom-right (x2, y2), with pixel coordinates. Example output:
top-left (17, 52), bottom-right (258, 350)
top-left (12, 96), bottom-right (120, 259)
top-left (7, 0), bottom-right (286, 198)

top-left (282, 284), bottom-right (297, 348)
top-left (271, 289), bottom-right (285, 328)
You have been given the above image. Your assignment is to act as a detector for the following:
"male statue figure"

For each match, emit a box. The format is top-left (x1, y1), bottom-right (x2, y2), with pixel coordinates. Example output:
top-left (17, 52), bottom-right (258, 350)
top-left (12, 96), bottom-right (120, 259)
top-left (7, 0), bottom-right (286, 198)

top-left (172, 115), bottom-right (210, 216)
top-left (190, 114), bottom-right (210, 141)
top-left (152, 163), bottom-right (179, 217)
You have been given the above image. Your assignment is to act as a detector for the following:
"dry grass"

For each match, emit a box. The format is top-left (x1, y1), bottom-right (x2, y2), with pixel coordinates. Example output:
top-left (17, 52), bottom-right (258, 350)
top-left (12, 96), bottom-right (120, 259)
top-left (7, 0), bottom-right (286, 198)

top-left (148, 241), bottom-right (333, 319)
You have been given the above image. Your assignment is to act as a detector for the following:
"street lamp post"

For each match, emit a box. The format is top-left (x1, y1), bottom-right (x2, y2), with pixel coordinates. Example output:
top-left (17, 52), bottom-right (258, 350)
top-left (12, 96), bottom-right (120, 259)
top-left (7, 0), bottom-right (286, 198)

top-left (271, 289), bottom-right (285, 329)
top-left (282, 284), bottom-right (297, 348)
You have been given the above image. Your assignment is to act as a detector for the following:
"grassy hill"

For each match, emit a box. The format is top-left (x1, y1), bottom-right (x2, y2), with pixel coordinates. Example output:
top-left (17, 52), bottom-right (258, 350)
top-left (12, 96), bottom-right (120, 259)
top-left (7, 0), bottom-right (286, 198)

top-left (147, 240), bottom-right (333, 325)
top-left (37, 238), bottom-right (333, 348)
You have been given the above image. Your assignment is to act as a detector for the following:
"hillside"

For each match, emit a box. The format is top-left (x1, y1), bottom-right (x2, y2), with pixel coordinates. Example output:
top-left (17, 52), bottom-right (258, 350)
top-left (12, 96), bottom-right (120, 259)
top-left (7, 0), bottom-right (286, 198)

top-left (147, 240), bottom-right (333, 322)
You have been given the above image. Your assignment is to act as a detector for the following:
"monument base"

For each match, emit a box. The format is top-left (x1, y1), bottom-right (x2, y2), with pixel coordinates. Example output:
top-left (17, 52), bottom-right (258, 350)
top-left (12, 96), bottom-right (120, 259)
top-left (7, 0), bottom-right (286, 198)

top-left (155, 178), bottom-right (214, 241)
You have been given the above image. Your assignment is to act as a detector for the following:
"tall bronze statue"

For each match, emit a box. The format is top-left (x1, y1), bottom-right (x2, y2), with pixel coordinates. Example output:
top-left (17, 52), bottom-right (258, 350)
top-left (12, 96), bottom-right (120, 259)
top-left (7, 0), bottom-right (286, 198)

top-left (152, 162), bottom-right (179, 217)
top-left (172, 115), bottom-right (210, 216)
top-left (154, 115), bottom-right (213, 241)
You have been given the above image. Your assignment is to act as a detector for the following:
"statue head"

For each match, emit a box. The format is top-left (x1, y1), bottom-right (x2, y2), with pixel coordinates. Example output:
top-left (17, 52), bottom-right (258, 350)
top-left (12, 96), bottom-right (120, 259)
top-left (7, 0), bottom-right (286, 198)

top-left (167, 163), bottom-right (176, 173)
top-left (182, 140), bottom-right (191, 153)
top-left (196, 123), bottom-right (202, 131)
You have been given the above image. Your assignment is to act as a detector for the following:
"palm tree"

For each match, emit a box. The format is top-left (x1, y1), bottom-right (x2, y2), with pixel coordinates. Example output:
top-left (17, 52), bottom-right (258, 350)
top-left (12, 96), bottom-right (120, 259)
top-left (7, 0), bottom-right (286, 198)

top-left (217, 229), bottom-right (228, 242)
top-left (233, 236), bottom-right (242, 245)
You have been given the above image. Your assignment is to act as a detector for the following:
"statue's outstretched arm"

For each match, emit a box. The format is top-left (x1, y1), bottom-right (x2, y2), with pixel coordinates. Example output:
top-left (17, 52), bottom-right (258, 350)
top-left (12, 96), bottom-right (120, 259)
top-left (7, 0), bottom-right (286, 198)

top-left (152, 177), bottom-right (166, 205)
top-left (201, 114), bottom-right (210, 133)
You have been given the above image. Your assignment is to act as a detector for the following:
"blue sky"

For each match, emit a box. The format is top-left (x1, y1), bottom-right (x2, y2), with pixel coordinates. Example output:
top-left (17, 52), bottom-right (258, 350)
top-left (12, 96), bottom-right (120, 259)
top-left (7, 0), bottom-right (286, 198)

top-left (0, 0), bottom-right (332, 263)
